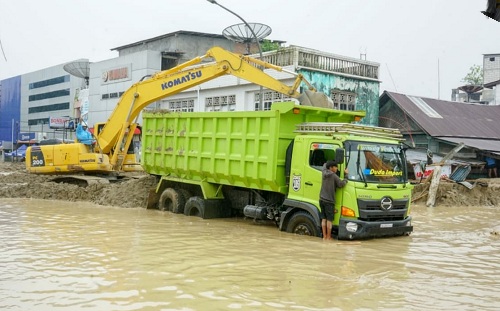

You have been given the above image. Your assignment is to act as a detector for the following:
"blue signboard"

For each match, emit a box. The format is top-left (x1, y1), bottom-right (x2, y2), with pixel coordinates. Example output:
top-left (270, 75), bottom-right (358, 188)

top-left (18, 132), bottom-right (36, 141)
top-left (0, 76), bottom-right (21, 144)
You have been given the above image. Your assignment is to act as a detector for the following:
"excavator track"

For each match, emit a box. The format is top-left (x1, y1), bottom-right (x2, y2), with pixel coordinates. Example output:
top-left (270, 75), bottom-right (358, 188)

top-left (50, 175), bottom-right (115, 187)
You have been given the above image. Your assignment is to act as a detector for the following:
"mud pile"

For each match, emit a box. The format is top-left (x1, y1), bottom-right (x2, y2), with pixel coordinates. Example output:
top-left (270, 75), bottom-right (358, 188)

top-left (1, 161), bottom-right (499, 208)
top-left (0, 162), bottom-right (157, 208)
top-left (412, 179), bottom-right (500, 207)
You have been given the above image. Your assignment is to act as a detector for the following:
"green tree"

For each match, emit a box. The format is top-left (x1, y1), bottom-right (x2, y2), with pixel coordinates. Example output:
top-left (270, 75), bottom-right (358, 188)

top-left (462, 64), bottom-right (483, 85)
top-left (260, 40), bottom-right (281, 52)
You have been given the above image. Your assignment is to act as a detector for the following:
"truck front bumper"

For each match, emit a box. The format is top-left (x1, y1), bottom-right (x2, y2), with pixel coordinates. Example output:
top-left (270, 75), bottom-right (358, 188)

top-left (337, 217), bottom-right (413, 240)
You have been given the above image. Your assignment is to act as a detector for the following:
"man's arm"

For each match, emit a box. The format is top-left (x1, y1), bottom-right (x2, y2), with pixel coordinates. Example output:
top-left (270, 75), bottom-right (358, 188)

top-left (334, 173), bottom-right (348, 188)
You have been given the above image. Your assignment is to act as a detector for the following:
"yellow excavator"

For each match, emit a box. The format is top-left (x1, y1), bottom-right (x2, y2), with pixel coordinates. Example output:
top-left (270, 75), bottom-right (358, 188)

top-left (25, 46), bottom-right (331, 180)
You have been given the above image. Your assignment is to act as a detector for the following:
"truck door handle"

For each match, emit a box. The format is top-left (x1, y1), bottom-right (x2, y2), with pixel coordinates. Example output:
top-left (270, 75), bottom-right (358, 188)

top-left (305, 182), bottom-right (313, 186)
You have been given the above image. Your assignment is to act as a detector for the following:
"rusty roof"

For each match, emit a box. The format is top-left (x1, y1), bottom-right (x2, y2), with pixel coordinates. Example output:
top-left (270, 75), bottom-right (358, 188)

top-left (380, 91), bottom-right (500, 139)
top-left (380, 91), bottom-right (500, 152)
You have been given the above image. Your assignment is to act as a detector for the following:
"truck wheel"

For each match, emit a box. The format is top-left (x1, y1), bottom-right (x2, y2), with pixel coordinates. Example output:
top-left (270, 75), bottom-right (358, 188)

top-left (184, 196), bottom-right (205, 218)
top-left (177, 189), bottom-right (192, 212)
top-left (159, 188), bottom-right (185, 214)
top-left (286, 211), bottom-right (320, 237)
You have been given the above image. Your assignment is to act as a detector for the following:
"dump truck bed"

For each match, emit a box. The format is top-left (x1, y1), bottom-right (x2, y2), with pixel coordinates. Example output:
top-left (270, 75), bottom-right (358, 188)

top-left (141, 102), bottom-right (363, 193)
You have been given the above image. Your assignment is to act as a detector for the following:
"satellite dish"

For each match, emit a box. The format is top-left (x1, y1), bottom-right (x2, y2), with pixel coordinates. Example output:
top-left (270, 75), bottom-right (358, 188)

top-left (223, 23), bottom-right (272, 54)
top-left (458, 85), bottom-right (483, 94)
top-left (63, 59), bottom-right (90, 87)
top-left (458, 85), bottom-right (483, 103)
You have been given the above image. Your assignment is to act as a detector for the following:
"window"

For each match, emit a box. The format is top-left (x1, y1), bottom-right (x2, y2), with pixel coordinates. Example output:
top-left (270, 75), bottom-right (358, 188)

top-left (205, 95), bottom-right (236, 112)
top-left (29, 89), bottom-right (70, 102)
top-left (309, 144), bottom-right (338, 170)
top-left (167, 98), bottom-right (195, 112)
top-left (29, 102), bottom-right (70, 114)
top-left (344, 141), bottom-right (405, 183)
top-left (330, 89), bottom-right (356, 111)
top-left (29, 75), bottom-right (70, 90)
top-left (254, 91), bottom-right (292, 111)
top-left (28, 118), bottom-right (50, 126)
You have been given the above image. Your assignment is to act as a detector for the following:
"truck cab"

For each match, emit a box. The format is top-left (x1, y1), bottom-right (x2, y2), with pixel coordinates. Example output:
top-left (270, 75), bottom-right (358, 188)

top-left (285, 123), bottom-right (413, 240)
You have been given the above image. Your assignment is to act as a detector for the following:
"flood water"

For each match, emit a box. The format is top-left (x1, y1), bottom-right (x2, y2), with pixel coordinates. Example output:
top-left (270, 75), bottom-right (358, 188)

top-left (1, 198), bottom-right (499, 311)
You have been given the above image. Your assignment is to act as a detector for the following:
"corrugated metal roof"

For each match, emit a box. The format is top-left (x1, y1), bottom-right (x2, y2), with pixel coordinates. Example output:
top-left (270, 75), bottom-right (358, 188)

top-left (111, 30), bottom-right (227, 51)
top-left (436, 137), bottom-right (500, 153)
top-left (381, 91), bottom-right (500, 139)
top-left (405, 148), bottom-right (485, 166)
top-left (111, 30), bottom-right (285, 52)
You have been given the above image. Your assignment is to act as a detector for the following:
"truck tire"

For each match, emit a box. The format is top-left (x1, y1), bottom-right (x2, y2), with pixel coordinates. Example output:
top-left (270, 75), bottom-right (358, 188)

top-left (184, 196), bottom-right (205, 218)
top-left (286, 211), bottom-right (320, 237)
top-left (177, 189), bottom-right (192, 209)
top-left (159, 188), bottom-right (185, 214)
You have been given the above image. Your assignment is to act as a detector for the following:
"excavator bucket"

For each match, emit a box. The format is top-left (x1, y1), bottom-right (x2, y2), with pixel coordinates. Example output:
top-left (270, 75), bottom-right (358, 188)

top-left (298, 90), bottom-right (333, 108)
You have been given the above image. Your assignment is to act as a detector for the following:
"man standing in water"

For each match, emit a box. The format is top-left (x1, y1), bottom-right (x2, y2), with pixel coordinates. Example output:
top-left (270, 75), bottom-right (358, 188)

top-left (319, 160), bottom-right (348, 240)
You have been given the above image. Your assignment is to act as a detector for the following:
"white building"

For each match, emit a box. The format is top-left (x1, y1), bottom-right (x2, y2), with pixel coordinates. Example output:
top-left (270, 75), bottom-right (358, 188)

top-left (482, 53), bottom-right (500, 105)
top-left (21, 63), bottom-right (86, 140)
top-left (1, 30), bottom-right (381, 144)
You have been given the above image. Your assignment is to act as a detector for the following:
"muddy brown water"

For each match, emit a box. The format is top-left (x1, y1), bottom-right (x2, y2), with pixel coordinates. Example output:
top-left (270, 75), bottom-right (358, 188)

top-left (1, 198), bottom-right (499, 311)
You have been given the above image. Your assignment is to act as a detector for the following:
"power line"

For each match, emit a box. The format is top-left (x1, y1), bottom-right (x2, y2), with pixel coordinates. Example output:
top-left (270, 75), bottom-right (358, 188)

top-left (0, 38), bottom-right (7, 61)
top-left (385, 63), bottom-right (398, 92)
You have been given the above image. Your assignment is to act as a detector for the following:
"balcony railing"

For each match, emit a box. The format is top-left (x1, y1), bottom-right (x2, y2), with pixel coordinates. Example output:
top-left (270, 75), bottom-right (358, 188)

top-left (258, 46), bottom-right (379, 80)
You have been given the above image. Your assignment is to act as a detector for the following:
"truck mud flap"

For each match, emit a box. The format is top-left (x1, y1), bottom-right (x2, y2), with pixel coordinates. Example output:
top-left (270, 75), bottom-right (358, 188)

top-left (146, 188), bottom-right (160, 209)
top-left (337, 217), bottom-right (413, 240)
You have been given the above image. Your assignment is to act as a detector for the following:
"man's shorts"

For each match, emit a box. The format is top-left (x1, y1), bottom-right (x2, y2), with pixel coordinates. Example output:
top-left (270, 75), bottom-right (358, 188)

top-left (319, 200), bottom-right (335, 222)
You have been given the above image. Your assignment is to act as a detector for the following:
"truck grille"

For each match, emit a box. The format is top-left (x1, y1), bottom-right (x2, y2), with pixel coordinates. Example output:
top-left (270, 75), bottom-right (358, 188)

top-left (356, 199), bottom-right (408, 222)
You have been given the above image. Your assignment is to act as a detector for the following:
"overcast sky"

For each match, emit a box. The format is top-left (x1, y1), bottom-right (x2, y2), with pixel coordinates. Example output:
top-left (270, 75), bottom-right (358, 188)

top-left (0, 0), bottom-right (498, 100)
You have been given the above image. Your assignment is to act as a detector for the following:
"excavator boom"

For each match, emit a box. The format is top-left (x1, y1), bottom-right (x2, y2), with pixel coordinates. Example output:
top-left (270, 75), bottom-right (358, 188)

top-left (26, 46), bottom-right (329, 175)
top-left (97, 47), bottom-right (319, 170)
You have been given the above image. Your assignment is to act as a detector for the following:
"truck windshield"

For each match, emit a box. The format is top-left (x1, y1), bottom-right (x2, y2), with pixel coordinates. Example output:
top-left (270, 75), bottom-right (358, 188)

top-left (345, 141), bottom-right (406, 184)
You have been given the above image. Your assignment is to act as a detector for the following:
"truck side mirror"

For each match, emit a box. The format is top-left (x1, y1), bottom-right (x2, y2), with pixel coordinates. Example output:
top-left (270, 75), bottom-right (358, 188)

top-left (335, 148), bottom-right (345, 165)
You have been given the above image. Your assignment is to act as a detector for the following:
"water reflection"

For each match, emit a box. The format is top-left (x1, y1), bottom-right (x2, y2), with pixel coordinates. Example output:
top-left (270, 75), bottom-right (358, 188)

top-left (0, 199), bottom-right (499, 310)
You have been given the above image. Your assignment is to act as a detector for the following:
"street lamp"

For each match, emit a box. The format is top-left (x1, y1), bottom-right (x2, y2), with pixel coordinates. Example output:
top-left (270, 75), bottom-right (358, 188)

top-left (206, 0), bottom-right (263, 59)
top-left (206, 0), bottom-right (264, 110)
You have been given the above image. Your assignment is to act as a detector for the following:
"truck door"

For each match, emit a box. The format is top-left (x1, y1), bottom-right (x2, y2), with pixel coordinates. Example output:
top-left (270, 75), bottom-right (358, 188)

top-left (288, 140), bottom-right (341, 208)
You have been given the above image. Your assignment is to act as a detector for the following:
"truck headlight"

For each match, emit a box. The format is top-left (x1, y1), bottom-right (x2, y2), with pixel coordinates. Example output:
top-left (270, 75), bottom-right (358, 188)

top-left (345, 222), bottom-right (358, 232)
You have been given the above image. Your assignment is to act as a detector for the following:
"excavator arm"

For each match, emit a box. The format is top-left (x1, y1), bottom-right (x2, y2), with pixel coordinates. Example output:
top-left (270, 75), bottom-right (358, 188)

top-left (97, 46), bottom-right (320, 170)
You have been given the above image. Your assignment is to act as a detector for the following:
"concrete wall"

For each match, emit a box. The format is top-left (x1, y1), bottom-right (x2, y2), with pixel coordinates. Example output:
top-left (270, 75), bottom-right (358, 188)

top-left (88, 50), bottom-right (162, 125)
top-left (299, 70), bottom-right (380, 126)
top-left (484, 54), bottom-right (500, 85)
top-left (116, 33), bottom-right (252, 62)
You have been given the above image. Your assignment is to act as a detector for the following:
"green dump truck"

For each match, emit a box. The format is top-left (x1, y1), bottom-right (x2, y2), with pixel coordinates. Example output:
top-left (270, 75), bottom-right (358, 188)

top-left (143, 102), bottom-right (413, 240)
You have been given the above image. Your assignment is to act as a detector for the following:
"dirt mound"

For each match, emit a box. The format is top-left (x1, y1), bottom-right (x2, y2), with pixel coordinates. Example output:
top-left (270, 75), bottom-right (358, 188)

top-left (0, 162), bottom-right (157, 208)
top-left (1, 161), bottom-right (499, 208)
top-left (412, 179), bottom-right (500, 207)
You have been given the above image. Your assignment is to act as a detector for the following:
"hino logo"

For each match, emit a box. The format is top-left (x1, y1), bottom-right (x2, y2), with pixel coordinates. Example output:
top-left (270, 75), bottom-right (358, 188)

top-left (380, 197), bottom-right (393, 210)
